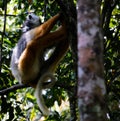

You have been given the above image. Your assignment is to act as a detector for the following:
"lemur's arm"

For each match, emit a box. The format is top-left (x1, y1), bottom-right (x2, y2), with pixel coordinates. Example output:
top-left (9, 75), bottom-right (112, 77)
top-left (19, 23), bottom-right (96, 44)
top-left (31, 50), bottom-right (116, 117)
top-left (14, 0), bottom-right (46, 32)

top-left (30, 13), bottom-right (61, 40)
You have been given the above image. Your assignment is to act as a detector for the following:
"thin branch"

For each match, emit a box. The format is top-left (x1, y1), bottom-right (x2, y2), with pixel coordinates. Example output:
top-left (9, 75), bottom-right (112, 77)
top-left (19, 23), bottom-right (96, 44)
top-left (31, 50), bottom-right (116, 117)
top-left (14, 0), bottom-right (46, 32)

top-left (0, 82), bottom-right (73, 95)
top-left (0, 0), bottom-right (7, 74)
top-left (101, 0), bottom-right (109, 27)
top-left (0, 14), bottom-right (17, 17)
top-left (0, 84), bottom-right (28, 95)
top-left (102, 0), bottom-right (119, 31)
top-left (43, 0), bottom-right (48, 21)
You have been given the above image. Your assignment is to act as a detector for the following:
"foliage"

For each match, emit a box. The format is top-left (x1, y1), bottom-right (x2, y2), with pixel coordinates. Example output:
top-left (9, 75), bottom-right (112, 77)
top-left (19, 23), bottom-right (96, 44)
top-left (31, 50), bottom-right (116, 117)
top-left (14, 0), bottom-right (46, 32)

top-left (0, 0), bottom-right (120, 121)
top-left (0, 0), bottom-right (74, 120)
top-left (102, 0), bottom-right (120, 120)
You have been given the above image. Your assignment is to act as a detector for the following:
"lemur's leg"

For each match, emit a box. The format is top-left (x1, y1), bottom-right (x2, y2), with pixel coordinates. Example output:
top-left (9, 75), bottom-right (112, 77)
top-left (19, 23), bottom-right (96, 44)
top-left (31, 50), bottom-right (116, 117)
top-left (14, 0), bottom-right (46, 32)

top-left (18, 24), bottom-right (67, 85)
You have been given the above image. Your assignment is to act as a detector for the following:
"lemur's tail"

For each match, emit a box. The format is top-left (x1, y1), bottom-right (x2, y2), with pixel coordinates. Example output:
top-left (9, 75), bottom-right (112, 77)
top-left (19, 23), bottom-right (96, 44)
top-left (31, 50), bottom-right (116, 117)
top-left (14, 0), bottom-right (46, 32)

top-left (34, 72), bottom-right (56, 116)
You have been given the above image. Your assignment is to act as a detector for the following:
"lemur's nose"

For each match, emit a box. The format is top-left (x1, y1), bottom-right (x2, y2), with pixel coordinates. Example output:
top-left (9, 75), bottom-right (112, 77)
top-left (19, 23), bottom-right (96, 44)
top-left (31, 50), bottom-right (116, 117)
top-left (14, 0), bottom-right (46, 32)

top-left (28, 14), bottom-right (32, 19)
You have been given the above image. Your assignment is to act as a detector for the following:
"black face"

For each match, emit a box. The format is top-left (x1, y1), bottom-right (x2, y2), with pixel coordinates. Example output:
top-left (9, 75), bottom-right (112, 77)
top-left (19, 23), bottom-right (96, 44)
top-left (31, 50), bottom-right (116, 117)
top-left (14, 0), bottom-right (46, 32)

top-left (28, 14), bottom-right (32, 19)
top-left (25, 20), bottom-right (35, 28)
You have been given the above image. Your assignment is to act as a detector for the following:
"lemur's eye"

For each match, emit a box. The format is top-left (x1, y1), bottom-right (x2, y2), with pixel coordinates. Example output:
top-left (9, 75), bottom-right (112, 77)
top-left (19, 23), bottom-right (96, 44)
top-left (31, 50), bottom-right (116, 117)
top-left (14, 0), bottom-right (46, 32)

top-left (29, 15), bottom-right (32, 19)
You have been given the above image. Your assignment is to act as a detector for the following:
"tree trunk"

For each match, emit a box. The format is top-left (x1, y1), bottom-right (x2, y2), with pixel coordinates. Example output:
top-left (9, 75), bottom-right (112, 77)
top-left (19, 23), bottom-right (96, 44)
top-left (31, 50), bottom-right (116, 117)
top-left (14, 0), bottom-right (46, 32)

top-left (77, 0), bottom-right (107, 121)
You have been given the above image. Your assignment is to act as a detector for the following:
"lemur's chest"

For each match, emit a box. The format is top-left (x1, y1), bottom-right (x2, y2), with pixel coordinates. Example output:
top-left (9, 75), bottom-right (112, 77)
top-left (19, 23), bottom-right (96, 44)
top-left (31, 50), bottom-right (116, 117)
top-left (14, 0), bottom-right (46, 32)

top-left (24, 30), bottom-right (36, 43)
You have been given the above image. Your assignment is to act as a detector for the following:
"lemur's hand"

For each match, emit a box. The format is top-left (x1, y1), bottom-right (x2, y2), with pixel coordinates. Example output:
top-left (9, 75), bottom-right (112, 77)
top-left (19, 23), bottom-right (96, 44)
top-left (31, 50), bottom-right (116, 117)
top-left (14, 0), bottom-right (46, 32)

top-left (59, 12), bottom-right (65, 21)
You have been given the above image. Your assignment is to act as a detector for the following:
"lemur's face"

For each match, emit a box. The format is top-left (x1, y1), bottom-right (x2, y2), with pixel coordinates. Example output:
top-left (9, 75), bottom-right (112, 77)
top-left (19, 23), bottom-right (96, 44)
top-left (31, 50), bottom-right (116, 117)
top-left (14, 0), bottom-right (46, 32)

top-left (26, 13), bottom-right (41, 25)
top-left (22, 13), bottom-right (41, 32)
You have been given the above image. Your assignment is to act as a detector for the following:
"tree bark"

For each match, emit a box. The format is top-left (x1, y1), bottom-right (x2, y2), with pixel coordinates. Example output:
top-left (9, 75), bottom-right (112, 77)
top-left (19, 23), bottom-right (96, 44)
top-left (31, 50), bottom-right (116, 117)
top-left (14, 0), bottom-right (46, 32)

top-left (77, 0), bottom-right (107, 121)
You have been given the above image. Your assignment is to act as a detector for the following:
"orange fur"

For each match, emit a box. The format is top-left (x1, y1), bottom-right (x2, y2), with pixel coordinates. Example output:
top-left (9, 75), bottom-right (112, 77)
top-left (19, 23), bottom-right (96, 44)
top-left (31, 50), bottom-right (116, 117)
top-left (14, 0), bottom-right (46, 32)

top-left (17, 14), bottom-right (68, 86)
top-left (11, 13), bottom-right (69, 115)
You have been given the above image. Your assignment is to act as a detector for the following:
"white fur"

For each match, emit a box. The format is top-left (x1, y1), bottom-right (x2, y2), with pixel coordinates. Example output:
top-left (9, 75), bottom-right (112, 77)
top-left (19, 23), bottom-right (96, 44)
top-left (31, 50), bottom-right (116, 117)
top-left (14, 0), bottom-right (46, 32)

top-left (35, 73), bottom-right (56, 116)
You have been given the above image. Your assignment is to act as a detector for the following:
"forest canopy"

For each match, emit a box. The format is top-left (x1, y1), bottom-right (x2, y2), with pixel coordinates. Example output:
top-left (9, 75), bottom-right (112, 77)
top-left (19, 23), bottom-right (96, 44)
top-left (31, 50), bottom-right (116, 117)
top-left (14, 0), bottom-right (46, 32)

top-left (0, 0), bottom-right (120, 121)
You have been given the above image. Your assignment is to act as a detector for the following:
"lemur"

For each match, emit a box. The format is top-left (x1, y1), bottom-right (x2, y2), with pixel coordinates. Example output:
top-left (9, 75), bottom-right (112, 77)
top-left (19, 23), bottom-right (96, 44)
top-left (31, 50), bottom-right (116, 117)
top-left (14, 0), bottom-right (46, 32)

top-left (10, 13), bottom-right (69, 116)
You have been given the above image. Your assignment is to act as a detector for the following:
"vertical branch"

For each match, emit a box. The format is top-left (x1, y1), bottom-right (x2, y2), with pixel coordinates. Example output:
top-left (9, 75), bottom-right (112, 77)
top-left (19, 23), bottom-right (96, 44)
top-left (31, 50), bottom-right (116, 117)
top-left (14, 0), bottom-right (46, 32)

top-left (44, 0), bottom-right (48, 21)
top-left (68, 90), bottom-right (77, 121)
top-left (55, 0), bottom-right (77, 120)
top-left (0, 0), bottom-right (7, 74)
top-left (55, 0), bottom-right (77, 78)
top-left (77, 0), bottom-right (107, 121)
top-left (55, 0), bottom-right (77, 77)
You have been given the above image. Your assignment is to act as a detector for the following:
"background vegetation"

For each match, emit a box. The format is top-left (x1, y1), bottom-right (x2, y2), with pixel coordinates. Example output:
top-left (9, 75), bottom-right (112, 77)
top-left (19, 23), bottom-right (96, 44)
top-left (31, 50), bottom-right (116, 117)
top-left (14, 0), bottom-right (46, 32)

top-left (0, 0), bottom-right (120, 121)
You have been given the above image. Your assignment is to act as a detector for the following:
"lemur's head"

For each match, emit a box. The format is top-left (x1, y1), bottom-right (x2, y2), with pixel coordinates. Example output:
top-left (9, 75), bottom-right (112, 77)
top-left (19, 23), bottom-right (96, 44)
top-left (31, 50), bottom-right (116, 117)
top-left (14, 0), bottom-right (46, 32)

top-left (22, 13), bottom-right (41, 33)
